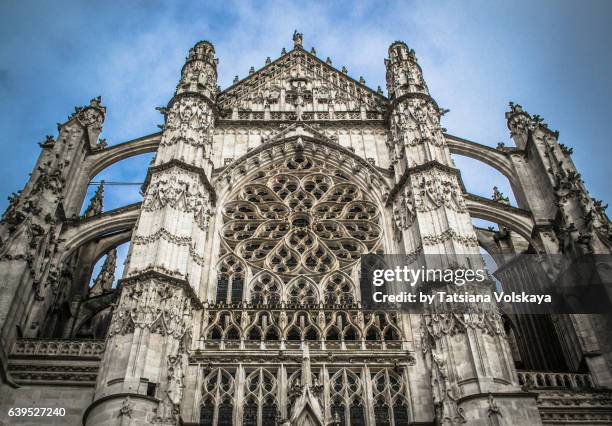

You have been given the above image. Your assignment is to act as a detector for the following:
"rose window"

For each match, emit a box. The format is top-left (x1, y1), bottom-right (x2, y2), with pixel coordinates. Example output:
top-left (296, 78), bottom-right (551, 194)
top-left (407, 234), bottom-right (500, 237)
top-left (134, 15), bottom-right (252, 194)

top-left (222, 156), bottom-right (382, 284)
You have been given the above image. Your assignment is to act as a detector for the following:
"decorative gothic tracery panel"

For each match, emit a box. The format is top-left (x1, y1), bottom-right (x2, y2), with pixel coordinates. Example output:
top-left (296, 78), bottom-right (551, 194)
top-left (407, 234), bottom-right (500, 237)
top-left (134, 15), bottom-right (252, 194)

top-left (243, 368), bottom-right (278, 426)
top-left (372, 369), bottom-right (410, 426)
top-left (220, 153), bottom-right (382, 305)
top-left (330, 369), bottom-right (366, 426)
top-left (200, 369), bottom-right (236, 426)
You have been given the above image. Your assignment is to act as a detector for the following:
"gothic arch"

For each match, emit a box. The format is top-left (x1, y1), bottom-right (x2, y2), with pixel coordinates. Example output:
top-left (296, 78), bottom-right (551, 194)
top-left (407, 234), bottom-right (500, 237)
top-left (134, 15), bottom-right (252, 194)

top-left (465, 194), bottom-right (534, 242)
top-left (61, 134), bottom-right (160, 217)
top-left (86, 132), bottom-right (161, 179)
top-left (321, 270), bottom-right (357, 305)
top-left (285, 276), bottom-right (321, 304)
top-left (248, 270), bottom-right (282, 305)
top-left (445, 134), bottom-right (518, 190)
top-left (59, 203), bottom-right (140, 261)
top-left (214, 127), bottom-right (392, 211)
top-left (215, 146), bottom-right (387, 311)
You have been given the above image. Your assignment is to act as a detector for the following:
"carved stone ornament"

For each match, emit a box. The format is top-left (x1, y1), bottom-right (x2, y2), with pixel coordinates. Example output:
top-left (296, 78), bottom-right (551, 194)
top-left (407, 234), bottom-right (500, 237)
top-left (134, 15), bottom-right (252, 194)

top-left (108, 280), bottom-right (193, 338)
top-left (413, 168), bottom-right (467, 213)
top-left (76, 97), bottom-right (106, 131)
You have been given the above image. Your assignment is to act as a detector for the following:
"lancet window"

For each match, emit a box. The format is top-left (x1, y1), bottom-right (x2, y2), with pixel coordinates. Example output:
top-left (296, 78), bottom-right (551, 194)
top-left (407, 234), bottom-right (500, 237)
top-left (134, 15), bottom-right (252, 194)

top-left (329, 369), bottom-right (365, 426)
top-left (371, 369), bottom-right (410, 426)
top-left (215, 251), bottom-right (245, 304)
top-left (200, 369), bottom-right (236, 426)
top-left (242, 368), bottom-right (278, 426)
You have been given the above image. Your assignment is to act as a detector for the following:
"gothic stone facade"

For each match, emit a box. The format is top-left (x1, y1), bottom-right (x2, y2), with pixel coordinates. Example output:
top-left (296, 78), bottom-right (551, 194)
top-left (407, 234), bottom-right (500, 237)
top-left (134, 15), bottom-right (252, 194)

top-left (1, 33), bottom-right (612, 426)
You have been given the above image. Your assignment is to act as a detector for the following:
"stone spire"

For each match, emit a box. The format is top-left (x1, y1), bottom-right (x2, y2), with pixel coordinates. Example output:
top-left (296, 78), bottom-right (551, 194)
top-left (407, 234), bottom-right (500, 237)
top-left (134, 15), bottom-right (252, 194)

top-left (89, 248), bottom-right (117, 297)
top-left (82, 181), bottom-right (104, 218)
top-left (385, 41), bottom-right (429, 100)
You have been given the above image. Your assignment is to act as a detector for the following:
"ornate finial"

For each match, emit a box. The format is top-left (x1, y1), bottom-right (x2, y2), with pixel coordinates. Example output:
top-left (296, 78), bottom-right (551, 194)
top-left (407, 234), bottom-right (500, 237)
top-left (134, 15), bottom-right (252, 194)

top-left (377, 86), bottom-right (383, 95)
top-left (292, 30), bottom-right (303, 48)
top-left (281, 47), bottom-right (287, 55)
top-left (90, 248), bottom-right (117, 296)
top-left (83, 181), bottom-right (105, 218)
top-left (90, 96), bottom-right (102, 108)
top-left (249, 66), bottom-right (255, 74)
top-left (359, 76), bottom-right (365, 85)
top-left (310, 47), bottom-right (316, 55)
top-left (492, 186), bottom-right (510, 205)
top-left (265, 57), bottom-right (271, 65)
top-left (233, 75), bottom-right (239, 84)
top-left (341, 66), bottom-right (347, 74)
top-left (38, 135), bottom-right (56, 148)
top-left (326, 57), bottom-right (332, 65)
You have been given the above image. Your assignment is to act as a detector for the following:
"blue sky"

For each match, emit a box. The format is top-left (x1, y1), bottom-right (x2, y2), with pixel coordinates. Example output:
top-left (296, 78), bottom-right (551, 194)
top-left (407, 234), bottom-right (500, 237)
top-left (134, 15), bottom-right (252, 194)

top-left (1, 1), bottom-right (611, 278)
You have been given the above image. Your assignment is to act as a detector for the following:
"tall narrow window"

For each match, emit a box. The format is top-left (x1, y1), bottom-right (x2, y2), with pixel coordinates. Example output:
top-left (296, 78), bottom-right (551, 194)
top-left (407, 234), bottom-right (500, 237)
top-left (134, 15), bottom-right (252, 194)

top-left (216, 255), bottom-right (244, 304)
top-left (200, 369), bottom-right (235, 426)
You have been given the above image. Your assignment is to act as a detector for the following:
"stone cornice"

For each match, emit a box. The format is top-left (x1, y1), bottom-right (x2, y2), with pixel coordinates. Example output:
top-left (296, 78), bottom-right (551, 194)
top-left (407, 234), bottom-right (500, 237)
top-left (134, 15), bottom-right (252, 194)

top-left (167, 91), bottom-right (218, 116)
top-left (386, 160), bottom-right (463, 206)
top-left (189, 349), bottom-right (415, 365)
top-left (119, 268), bottom-right (203, 310)
top-left (142, 159), bottom-right (216, 205)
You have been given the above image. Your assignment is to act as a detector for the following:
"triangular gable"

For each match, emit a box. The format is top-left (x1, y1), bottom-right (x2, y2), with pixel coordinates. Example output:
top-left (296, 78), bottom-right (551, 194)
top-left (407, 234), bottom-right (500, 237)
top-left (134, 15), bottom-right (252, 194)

top-left (217, 45), bottom-right (388, 118)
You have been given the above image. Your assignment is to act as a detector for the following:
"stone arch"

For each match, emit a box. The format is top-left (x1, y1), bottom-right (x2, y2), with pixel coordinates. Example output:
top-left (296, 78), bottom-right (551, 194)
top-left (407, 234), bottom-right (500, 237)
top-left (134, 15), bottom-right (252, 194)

top-left (285, 276), bottom-right (321, 305)
top-left (214, 136), bottom-right (389, 309)
top-left (248, 270), bottom-right (282, 305)
top-left (59, 203), bottom-right (140, 262)
top-left (465, 194), bottom-right (534, 243)
top-left (43, 207), bottom-right (138, 339)
top-left (214, 125), bottom-right (392, 211)
top-left (86, 132), bottom-right (161, 179)
top-left (63, 133), bottom-right (160, 217)
top-left (446, 134), bottom-right (518, 190)
top-left (321, 270), bottom-right (356, 305)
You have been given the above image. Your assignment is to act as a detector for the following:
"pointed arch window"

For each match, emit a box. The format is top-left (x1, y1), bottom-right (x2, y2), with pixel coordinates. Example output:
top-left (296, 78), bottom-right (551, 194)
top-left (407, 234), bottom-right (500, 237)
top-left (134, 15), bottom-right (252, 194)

top-left (200, 369), bottom-right (235, 426)
top-left (220, 153), bottom-right (383, 309)
top-left (371, 369), bottom-right (410, 426)
top-left (216, 254), bottom-right (245, 304)
top-left (329, 369), bottom-right (364, 426)
top-left (242, 368), bottom-right (278, 426)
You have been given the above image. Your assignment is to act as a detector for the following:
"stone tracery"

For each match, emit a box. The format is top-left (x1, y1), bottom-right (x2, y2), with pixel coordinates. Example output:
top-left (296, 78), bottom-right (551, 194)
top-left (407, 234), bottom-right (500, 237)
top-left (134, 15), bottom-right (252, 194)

top-left (221, 154), bottom-right (382, 300)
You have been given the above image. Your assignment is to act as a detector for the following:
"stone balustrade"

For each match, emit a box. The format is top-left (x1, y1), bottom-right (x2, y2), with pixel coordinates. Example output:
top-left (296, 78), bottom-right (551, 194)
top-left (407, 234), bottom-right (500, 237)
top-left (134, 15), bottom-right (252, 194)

top-left (11, 338), bottom-right (106, 359)
top-left (517, 370), bottom-right (595, 390)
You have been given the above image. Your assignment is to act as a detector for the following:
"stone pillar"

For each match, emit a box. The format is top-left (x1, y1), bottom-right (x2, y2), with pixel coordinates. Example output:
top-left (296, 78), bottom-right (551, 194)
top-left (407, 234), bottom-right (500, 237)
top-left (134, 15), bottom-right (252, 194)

top-left (0, 98), bottom-right (106, 380)
top-left (385, 42), bottom-right (542, 425)
top-left (84, 41), bottom-right (217, 425)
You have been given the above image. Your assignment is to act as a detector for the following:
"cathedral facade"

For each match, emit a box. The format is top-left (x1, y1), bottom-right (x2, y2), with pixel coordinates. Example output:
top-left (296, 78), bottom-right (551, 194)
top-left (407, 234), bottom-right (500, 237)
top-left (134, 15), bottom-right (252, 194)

top-left (0, 32), bottom-right (611, 425)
